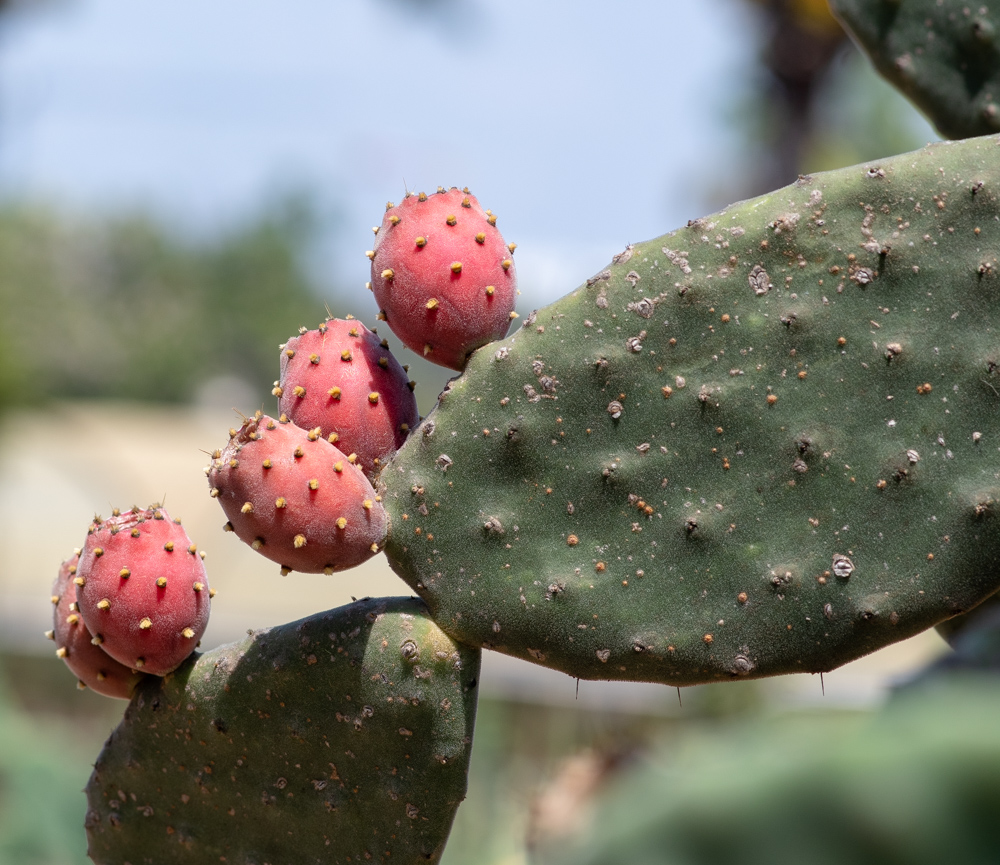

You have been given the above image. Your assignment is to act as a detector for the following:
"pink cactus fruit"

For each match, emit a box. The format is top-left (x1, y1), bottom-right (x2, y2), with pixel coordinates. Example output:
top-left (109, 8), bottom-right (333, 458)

top-left (207, 412), bottom-right (387, 574)
top-left (75, 506), bottom-right (212, 676)
top-left (48, 552), bottom-right (144, 699)
top-left (275, 317), bottom-right (418, 477)
top-left (369, 186), bottom-right (517, 370)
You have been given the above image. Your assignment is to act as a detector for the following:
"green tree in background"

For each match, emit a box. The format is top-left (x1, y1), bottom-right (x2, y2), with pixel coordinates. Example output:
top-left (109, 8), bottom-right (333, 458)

top-left (0, 196), bottom-right (324, 411)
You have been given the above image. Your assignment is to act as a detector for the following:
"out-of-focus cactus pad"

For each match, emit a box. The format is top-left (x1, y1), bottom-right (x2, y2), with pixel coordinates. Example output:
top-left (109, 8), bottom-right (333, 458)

top-left (830, 0), bottom-right (1000, 139)
top-left (85, 597), bottom-right (480, 864)
top-left (382, 135), bottom-right (1000, 685)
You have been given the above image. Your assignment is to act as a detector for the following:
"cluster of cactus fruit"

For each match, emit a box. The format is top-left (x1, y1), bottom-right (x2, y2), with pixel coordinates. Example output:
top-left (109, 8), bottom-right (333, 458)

top-left (52, 4), bottom-right (1000, 859)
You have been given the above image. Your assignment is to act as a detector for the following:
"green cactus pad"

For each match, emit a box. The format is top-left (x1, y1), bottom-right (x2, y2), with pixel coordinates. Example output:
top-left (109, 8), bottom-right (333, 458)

top-left (382, 134), bottom-right (1000, 686)
top-left (830, 0), bottom-right (1000, 139)
top-left (85, 597), bottom-right (480, 865)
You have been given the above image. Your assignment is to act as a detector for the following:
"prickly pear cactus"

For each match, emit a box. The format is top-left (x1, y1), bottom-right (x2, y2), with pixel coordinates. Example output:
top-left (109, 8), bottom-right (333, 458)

top-left (830, 0), bottom-right (1000, 139)
top-left (381, 134), bottom-right (1000, 686)
top-left (85, 597), bottom-right (480, 865)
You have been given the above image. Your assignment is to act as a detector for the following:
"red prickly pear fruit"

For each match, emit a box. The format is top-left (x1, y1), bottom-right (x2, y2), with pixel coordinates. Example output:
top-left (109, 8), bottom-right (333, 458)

top-left (370, 187), bottom-right (517, 370)
top-left (207, 412), bottom-right (387, 574)
top-left (276, 317), bottom-right (418, 477)
top-left (49, 553), bottom-right (144, 699)
top-left (75, 506), bottom-right (212, 677)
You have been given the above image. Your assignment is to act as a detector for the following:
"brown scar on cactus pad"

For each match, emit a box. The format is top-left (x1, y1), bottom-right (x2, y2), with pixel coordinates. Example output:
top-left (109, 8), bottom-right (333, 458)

top-left (370, 186), bottom-right (517, 370)
top-left (380, 135), bottom-right (1000, 686)
top-left (75, 506), bottom-right (211, 677)
top-left (208, 412), bottom-right (387, 574)
top-left (50, 553), bottom-right (145, 699)
top-left (276, 317), bottom-right (418, 477)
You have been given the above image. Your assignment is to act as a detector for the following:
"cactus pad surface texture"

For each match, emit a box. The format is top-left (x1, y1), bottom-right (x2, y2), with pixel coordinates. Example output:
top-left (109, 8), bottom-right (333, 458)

top-left (830, 0), bottom-right (1000, 140)
top-left (382, 134), bottom-right (1000, 686)
top-left (85, 597), bottom-right (480, 865)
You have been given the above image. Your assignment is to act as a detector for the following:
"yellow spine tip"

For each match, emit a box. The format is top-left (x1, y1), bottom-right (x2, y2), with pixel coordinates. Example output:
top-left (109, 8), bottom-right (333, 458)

top-left (508, 242), bottom-right (517, 253)
top-left (368, 392), bottom-right (380, 404)
top-left (509, 311), bottom-right (519, 320)
top-left (381, 268), bottom-right (394, 280)
top-left (156, 577), bottom-right (167, 588)
top-left (423, 344), bottom-right (433, 356)
top-left (370, 542), bottom-right (379, 553)
top-left (193, 582), bottom-right (205, 592)
top-left (426, 297), bottom-right (439, 309)
top-left (275, 497), bottom-right (287, 508)
top-left (363, 499), bottom-right (373, 510)
top-left (415, 236), bottom-right (427, 247)
top-left (263, 458), bottom-right (272, 468)
top-left (334, 461), bottom-right (343, 472)
top-left (450, 261), bottom-right (463, 273)
top-left (341, 350), bottom-right (352, 361)
top-left (91, 634), bottom-right (103, 645)
top-left (182, 627), bottom-right (196, 639)
top-left (139, 617), bottom-right (152, 630)
top-left (501, 258), bottom-right (512, 270)
top-left (308, 478), bottom-right (319, 490)
top-left (293, 534), bottom-right (307, 548)
top-left (366, 250), bottom-right (375, 260)
top-left (241, 502), bottom-right (254, 514)
top-left (97, 598), bottom-right (110, 610)
top-left (475, 232), bottom-right (486, 244)
top-left (271, 386), bottom-right (283, 397)
top-left (56, 647), bottom-right (68, 658)
top-left (328, 386), bottom-right (342, 399)
top-left (164, 541), bottom-right (174, 552)
top-left (446, 215), bottom-right (457, 226)
top-left (485, 285), bottom-right (495, 296)
top-left (336, 517), bottom-right (348, 530)
top-left (293, 385), bottom-right (306, 398)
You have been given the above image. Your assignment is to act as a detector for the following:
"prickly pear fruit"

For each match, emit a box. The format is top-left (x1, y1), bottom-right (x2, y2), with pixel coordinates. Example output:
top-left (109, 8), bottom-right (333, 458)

top-left (208, 412), bottom-right (387, 573)
top-left (49, 553), bottom-right (144, 699)
top-left (85, 597), bottom-right (481, 865)
top-left (76, 506), bottom-right (212, 676)
top-left (370, 187), bottom-right (517, 370)
top-left (276, 317), bottom-right (419, 476)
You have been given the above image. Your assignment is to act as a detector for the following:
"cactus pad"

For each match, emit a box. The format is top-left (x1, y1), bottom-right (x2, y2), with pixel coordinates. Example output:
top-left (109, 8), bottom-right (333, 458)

top-left (382, 135), bottom-right (1000, 686)
top-left (85, 597), bottom-right (480, 864)
top-left (830, 0), bottom-right (1000, 139)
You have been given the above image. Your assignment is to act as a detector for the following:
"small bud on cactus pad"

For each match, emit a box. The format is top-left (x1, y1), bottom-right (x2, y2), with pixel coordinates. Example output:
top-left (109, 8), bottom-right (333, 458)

top-left (371, 187), bottom-right (517, 370)
top-left (76, 507), bottom-right (211, 676)
top-left (277, 317), bottom-right (418, 476)
top-left (208, 412), bottom-right (387, 573)
top-left (50, 553), bottom-right (144, 699)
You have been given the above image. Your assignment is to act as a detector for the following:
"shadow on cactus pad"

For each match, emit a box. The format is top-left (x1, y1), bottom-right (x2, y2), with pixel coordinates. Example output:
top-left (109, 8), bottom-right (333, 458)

top-left (85, 597), bottom-right (480, 865)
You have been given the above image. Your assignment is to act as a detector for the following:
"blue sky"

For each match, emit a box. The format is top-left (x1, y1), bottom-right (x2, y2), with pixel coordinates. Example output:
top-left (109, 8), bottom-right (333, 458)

top-left (0, 0), bottom-right (760, 304)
